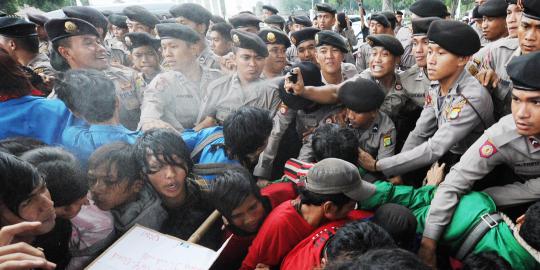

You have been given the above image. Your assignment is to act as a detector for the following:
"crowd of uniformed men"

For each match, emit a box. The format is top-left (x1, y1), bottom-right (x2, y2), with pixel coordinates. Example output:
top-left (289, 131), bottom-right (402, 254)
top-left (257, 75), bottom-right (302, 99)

top-left (0, 0), bottom-right (540, 269)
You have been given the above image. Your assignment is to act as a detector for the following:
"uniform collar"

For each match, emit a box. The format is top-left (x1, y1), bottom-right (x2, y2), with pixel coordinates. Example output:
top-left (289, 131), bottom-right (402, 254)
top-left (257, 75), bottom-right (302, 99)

top-left (436, 69), bottom-right (468, 97)
top-left (504, 46), bottom-right (522, 70)
top-left (527, 136), bottom-right (540, 154)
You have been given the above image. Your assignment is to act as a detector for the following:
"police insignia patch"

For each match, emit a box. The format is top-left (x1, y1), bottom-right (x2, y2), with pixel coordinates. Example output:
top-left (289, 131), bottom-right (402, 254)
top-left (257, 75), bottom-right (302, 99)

top-left (233, 34), bottom-right (240, 45)
top-left (124, 36), bottom-right (132, 47)
top-left (425, 93), bottom-right (432, 106)
top-left (479, 140), bottom-right (497, 158)
top-left (64, 21), bottom-right (78, 34)
top-left (395, 84), bottom-right (402, 91)
top-left (279, 103), bottom-right (288, 115)
top-left (267, 32), bottom-right (276, 43)
top-left (448, 107), bottom-right (461, 120)
top-left (314, 33), bottom-right (319, 45)
top-left (383, 134), bottom-right (392, 147)
top-left (290, 36), bottom-right (296, 45)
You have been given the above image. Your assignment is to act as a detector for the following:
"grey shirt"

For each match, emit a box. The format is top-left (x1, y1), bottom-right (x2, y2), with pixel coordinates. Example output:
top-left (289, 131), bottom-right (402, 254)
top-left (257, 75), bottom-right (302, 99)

top-left (199, 46), bottom-right (221, 70)
top-left (27, 53), bottom-right (55, 77)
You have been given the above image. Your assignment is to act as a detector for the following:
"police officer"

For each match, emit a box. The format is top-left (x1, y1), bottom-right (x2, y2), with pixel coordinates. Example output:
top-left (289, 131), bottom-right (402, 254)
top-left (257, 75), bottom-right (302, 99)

top-left (63, 6), bottom-right (109, 40)
top-left (419, 51), bottom-right (540, 268)
top-left (123, 5), bottom-right (159, 34)
top-left (139, 23), bottom-right (222, 132)
top-left (208, 22), bottom-right (233, 57)
top-left (169, 3), bottom-right (221, 70)
top-left (315, 30), bottom-right (358, 84)
top-left (286, 16), bottom-right (314, 64)
top-left (358, 20), bottom-right (494, 178)
top-left (46, 18), bottom-right (145, 130)
top-left (229, 13), bottom-right (262, 33)
top-left (262, 5), bottom-right (279, 20)
top-left (355, 14), bottom-right (393, 72)
top-left (258, 28), bottom-right (290, 78)
top-left (264, 15), bottom-right (285, 31)
top-left (27, 12), bottom-right (49, 56)
top-left (107, 14), bottom-right (129, 53)
top-left (124, 32), bottom-right (161, 83)
top-left (315, 3), bottom-right (356, 64)
top-left (478, 0), bottom-right (509, 43)
top-left (290, 27), bottom-right (320, 64)
top-left (198, 30), bottom-right (280, 124)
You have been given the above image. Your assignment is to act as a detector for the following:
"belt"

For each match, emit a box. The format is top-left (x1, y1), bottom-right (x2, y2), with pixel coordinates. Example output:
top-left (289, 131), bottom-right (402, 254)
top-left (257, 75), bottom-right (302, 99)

top-left (455, 212), bottom-right (502, 260)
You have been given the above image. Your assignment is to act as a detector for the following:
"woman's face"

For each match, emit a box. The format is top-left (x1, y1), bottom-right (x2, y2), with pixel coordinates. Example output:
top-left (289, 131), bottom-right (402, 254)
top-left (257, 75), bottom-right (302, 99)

top-left (145, 153), bottom-right (188, 207)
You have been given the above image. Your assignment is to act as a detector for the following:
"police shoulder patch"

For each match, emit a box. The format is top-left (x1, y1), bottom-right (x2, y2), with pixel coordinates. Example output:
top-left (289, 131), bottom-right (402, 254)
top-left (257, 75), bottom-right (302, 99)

top-left (279, 102), bottom-right (288, 115)
top-left (383, 134), bottom-right (393, 147)
top-left (479, 140), bottom-right (497, 158)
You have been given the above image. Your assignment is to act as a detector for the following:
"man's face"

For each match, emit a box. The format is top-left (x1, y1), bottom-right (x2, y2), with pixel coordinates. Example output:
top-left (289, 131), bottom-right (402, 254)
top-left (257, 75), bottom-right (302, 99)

top-left (475, 0), bottom-right (486, 5)
top-left (145, 154), bottom-right (188, 206)
top-left (369, 46), bottom-right (397, 79)
top-left (112, 25), bottom-right (128, 40)
top-left (60, 35), bottom-right (108, 70)
top-left (518, 16), bottom-right (540, 54)
top-left (262, 9), bottom-right (274, 20)
top-left (482, 16), bottom-right (508, 41)
top-left (234, 48), bottom-right (266, 82)
top-left (317, 12), bottom-right (335, 30)
top-left (161, 38), bottom-right (197, 70)
top-left (396, 14), bottom-right (403, 24)
top-left (290, 23), bottom-right (305, 33)
top-left (297, 40), bottom-right (317, 63)
top-left (89, 163), bottom-right (141, 211)
top-left (236, 26), bottom-right (259, 34)
top-left (511, 89), bottom-right (540, 136)
top-left (55, 197), bottom-right (88, 220)
top-left (131, 45), bottom-right (160, 75)
top-left (426, 43), bottom-right (462, 81)
top-left (126, 19), bottom-right (152, 34)
top-left (265, 43), bottom-right (287, 74)
top-left (316, 45), bottom-right (344, 74)
top-left (369, 21), bottom-right (387, 35)
top-left (228, 194), bottom-right (266, 233)
top-left (506, 4), bottom-right (523, 38)
top-left (412, 35), bottom-right (429, 67)
top-left (36, 25), bottom-right (48, 41)
top-left (209, 31), bottom-right (232, 56)
top-left (347, 109), bottom-right (377, 129)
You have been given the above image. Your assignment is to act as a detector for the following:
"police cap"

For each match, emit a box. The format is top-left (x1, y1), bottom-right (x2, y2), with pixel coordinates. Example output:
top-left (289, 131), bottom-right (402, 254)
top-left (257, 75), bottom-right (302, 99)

top-left (427, 20), bottom-right (480, 56)
top-left (262, 5), bottom-right (279, 14)
top-left (123, 5), bottom-right (159, 28)
top-left (366, 34), bottom-right (405, 56)
top-left (0, 17), bottom-right (37, 38)
top-left (316, 3), bottom-right (337, 14)
top-left (124, 32), bottom-right (160, 51)
top-left (155, 23), bottom-right (200, 44)
top-left (315, 30), bottom-right (349, 53)
top-left (507, 51), bottom-right (540, 91)
top-left (291, 15), bottom-right (312, 27)
top-left (339, 78), bottom-right (385, 113)
top-left (109, 14), bottom-right (128, 29)
top-left (381, 11), bottom-right (397, 29)
top-left (229, 13), bottom-right (262, 29)
top-left (412, 17), bottom-right (442, 36)
top-left (410, 0), bottom-right (450, 18)
top-left (478, 0), bottom-right (508, 17)
top-left (231, 29), bottom-right (268, 57)
top-left (258, 28), bottom-right (290, 48)
top-left (370, 13), bottom-right (391, 28)
top-left (290, 27), bottom-right (320, 46)
top-left (170, 3), bottom-right (212, 26)
top-left (264, 15), bottom-right (285, 26)
top-left (523, 0), bottom-right (540, 20)
top-left (27, 13), bottom-right (48, 26)
top-left (45, 18), bottom-right (100, 43)
top-left (63, 6), bottom-right (108, 31)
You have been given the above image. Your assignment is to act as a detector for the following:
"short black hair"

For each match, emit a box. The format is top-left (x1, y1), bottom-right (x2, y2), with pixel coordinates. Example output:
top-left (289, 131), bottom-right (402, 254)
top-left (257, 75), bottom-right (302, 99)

top-left (133, 129), bottom-right (194, 179)
top-left (462, 251), bottom-right (512, 270)
top-left (207, 168), bottom-right (262, 218)
top-left (0, 137), bottom-right (46, 156)
top-left (11, 36), bottom-right (39, 54)
top-left (352, 248), bottom-right (430, 270)
top-left (210, 22), bottom-right (233, 42)
top-left (325, 221), bottom-right (396, 262)
top-left (56, 69), bottom-right (116, 123)
top-left (20, 146), bottom-right (76, 165)
top-left (298, 187), bottom-right (351, 208)
top-left (520, 201), bottom-right (540, 251)
top-left (223, 106), bottom-right (273, 166)
top-left (312, 124), bottom-right (359, 165)
top-left (88, 142), bottom-right (140, 188)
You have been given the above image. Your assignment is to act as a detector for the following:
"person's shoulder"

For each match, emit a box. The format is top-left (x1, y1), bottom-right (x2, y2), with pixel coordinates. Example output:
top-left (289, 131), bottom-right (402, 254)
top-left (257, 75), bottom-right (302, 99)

top-left (485, 114), bottom-right (521, 147)
top-left (399, 65), bottom-right (420, 79)
top-left (378, 111), bottom-right (396, 130)
top-left (459, 72), bottom-right (491, 99)
top-left (208, 73), bottom-right (234, 88)
top-left (490, 37), bottom-right (519, 51)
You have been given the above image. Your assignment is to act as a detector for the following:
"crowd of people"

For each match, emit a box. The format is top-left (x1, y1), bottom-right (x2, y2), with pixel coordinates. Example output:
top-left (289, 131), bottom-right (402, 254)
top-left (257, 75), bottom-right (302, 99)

top-left (0, 0), bottom-right (539, 269)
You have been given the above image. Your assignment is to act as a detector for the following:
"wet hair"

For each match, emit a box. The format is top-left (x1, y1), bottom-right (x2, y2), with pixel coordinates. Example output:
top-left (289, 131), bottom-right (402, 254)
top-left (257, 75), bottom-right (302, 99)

top-left (133, 129), bottom-right (193, 178)
top-left (372, 203), bottom-right (418, 251)
top-left (0, 152), bottom-right (43, 215)
top-left (0, 48), bottom-right (32, 96)
top-left (325, 221), bottom-right (396, 262)
top-left (520, 201), bottom-right (540, 251)
top-left (223, 106), bottom-right (273, 167)
top-left (0, 137), bottom-right (46, 156)
top-left (298, 187), bottom-right (351, 208)
top-left (207, 168), bottom-right (262, 218)
top-left (210, 22), bottom-right (233, 42)
top-left (352, 248), bottom-right (430, 270)
top-left (56, 69), bottom-right (116, 123)
top-left (462, 252), bottom-right (512, 270)
top-left (312, 124), bottom-right (359, 165)
top-left (21, 147), bottom-right (87, 207)
top-left (11, 36), bottom-right (39, 54)
top-left (88, 142), bottom-right (140, 188)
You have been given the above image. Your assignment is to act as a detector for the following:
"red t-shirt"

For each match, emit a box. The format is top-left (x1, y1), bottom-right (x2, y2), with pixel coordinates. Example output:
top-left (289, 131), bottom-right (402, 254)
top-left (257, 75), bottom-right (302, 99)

top-left (280, 210), bottom-right (373, 270)
top-left (212, 182), bottom-right (297, 269)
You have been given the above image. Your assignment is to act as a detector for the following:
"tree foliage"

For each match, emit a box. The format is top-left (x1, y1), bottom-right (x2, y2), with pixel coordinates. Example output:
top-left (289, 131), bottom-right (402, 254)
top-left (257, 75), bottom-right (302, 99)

top-left (0, 0), bottom-right (75, 14)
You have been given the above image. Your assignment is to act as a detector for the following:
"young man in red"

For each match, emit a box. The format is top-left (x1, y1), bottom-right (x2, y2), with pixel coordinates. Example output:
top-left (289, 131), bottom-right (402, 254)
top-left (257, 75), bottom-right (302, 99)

top-left (240, 158), bottom-right (376, 269)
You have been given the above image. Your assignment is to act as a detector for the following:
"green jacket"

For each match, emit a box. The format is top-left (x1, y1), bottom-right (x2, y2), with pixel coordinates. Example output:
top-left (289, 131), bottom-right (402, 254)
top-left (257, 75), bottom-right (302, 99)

top-left (360, 181), bottom-right (538, 270)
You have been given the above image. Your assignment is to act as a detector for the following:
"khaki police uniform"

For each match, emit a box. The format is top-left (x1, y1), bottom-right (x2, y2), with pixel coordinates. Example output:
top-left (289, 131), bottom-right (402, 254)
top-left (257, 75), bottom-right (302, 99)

top-left (199, 45), bottom-right (221, 70)
top-left (355, 43), bottom-right (415, 73)
top-left (27, 53), bottom-right (55, 77)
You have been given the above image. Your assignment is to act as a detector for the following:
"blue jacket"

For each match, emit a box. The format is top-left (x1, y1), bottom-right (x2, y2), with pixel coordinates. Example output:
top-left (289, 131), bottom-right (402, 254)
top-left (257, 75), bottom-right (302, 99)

top-left (0, 96), bottom-right (72, 145)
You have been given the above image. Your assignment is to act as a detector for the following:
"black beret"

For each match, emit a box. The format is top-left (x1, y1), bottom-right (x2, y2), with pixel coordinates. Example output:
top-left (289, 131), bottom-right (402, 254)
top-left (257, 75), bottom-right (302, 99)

top-left (63, 6), bottom-right (108, 30)
top-left (124, 32), bottom-right (160, 51)
top-left (169, 3), bottom-right (212, 25)
top-left (0, 17), bottom-right (37, 38)
top-left (100, 10), bottom-right (114, 18)
top-left (381, 11), bottom-right (397, 29)
top-left (339, 78), bottom-right (385, 113)
top-left (290, 27), bottom-right (320, 46)
top-left (410, 0), bottom-right (450, 18)
top-left (262, 5), bottom-right (279, 14)
top-left (507, 51), bottom-right (540, 91)
top-left (229, 13), bottom-right (261, 28)
top-left (278, 61), bottom-right (324, 111)
top-left (211, 15), bottom-right (227, 24)
top-left (291, 15), bottom-right (312, 27)
top-left (366, 34), bottom-right (404, 56)
top-left (27, 13), bottom-right (48, 26)
top-left (258, 28), bottom-right (290, 48)
top-left (315, 30), bottom-right (349, 53)
top-left (123, 5), bottom-right (159, 28)
top-left (316, 3), bottom-right (337, 14)
top-left (478, 0), bottom-right (508, 17)
top-left (155, 23), bottom-right (200, 43)
top-left (523, 0), bottom-right (540, 20)
top-left (472, 5), bottom-right (482, 19)
top-left (45, 18), bottom-right (100, 43)
top-left (412, 17), bottom-right (442, 36)
top-left (264, 15), bottom-right (285, 25)
top-left (231, 29), bottom-right (269, 57)
top-left (427, 20), bottom-right (480, 56)
top-left (370, 13), bottom-right (391, 28)
top-left (396, 10), bottom-right (404, 15)
top-left (109, 14), bottom-right (128, 29)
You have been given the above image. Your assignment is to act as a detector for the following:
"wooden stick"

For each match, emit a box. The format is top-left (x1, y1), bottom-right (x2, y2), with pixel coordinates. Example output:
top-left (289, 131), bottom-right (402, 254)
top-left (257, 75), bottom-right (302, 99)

top-left (187, 210), bottom-right (221, 243)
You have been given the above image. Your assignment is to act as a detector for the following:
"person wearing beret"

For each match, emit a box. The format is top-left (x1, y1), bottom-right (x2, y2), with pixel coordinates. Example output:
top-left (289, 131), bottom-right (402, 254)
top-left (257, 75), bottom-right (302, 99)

top-left (479, 0), bottom-right (509, 42)
top-left (418, 51), bottom-right (540, 269)
top-left (355, 13), bottom-right (394, 73)
top-left (229, 13), bottom-right (262, 33)
top-left (290, 27), bottom-right (320, 64)
top-left (262, 4), bottom-right (279, 20)
top-left (107, 14), bottom-right (129, 52)
top-left (289, 15), bottom-right (312, 33)
top-left (359, 19), bottom-right (494, 183)
top-left (395, 10), bottom-right (404, 34)
top-left (209, 22), bottom-right (233, 57)
top-left (139, 23), bottom-right (222, 132)
top-left (27, 12), bottom-right (50, 56)
top-left (170, 3), bottom-right (221, 70)
top-left (315, 3), bottom-right (356, 64)
top-left (124, 32), bottom-right (161, 83)
top-left (199, 30), bottom-right (282, 124)
top-left (258, 28), bottom-right (290, 79)
top-left (264, 14), bottom-right (285, 31)
top-left (314, 30), bottom-right (358, 85)
top-left (284, 16), bottom-right (313, 65)
top-left (123, 5), bottom-right (159, 35)
top-left (63, 6), bottom-right (109, 41)
top-left (46, 17), bottom-right (145, 130)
